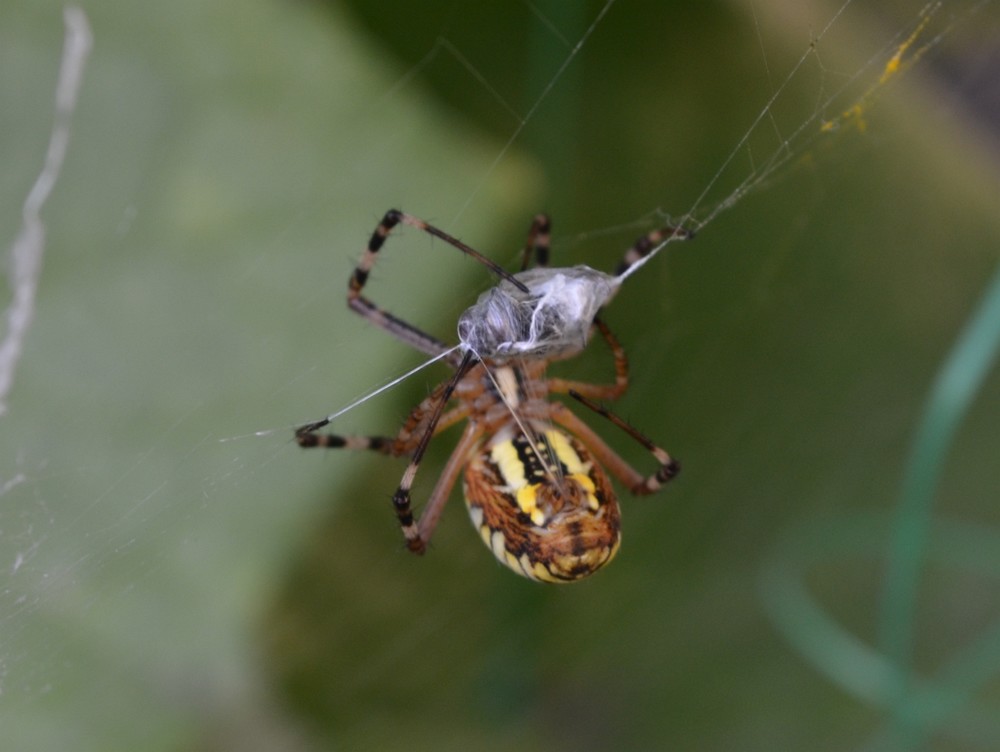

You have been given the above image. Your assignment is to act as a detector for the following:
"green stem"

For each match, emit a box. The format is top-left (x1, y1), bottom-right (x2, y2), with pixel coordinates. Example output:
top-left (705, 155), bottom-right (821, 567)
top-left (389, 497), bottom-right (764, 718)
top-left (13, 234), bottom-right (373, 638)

top-left (879, 259), bottom-right (1000, 748)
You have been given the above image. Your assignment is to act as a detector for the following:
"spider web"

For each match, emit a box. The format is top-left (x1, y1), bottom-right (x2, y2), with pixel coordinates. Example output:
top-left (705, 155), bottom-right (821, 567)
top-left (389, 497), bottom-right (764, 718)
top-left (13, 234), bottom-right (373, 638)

top-left (1, 1), bottom-right (998, 750)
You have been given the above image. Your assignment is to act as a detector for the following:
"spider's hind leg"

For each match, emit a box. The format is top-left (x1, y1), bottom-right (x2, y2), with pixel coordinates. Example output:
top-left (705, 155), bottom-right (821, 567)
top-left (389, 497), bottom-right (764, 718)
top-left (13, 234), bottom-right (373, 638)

top-left (565, 390), bottom-right (679, 494)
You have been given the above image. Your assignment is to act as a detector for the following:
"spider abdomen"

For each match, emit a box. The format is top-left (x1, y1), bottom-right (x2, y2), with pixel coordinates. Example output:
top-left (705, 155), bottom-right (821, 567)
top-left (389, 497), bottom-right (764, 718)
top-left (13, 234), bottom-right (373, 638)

top-left (463, 428), bottom-right (621, 582)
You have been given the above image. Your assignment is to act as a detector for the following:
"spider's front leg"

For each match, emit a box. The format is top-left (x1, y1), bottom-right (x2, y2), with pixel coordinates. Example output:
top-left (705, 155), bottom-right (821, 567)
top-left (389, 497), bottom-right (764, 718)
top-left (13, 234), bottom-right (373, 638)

top-left (347, 209), bottom-right (528, 362)
top-left (615, 223), bottom-right (694, 276)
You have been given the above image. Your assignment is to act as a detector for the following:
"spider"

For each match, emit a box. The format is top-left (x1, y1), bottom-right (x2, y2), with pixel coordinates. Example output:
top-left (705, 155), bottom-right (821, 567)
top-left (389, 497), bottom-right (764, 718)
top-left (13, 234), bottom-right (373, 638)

top-left (297, 210), bottom-right (692, 582)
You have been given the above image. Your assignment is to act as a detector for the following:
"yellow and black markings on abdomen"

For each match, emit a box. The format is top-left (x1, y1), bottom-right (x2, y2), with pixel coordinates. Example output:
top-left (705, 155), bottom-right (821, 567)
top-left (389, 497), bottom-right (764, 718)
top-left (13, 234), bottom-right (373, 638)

top-left (464, 428), bottom-right (620, 582)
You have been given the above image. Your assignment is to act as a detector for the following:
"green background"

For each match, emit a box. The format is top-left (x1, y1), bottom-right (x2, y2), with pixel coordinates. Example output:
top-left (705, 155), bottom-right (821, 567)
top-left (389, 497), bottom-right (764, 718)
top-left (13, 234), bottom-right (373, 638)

top-left (1, 0), bottom-right (998, 749)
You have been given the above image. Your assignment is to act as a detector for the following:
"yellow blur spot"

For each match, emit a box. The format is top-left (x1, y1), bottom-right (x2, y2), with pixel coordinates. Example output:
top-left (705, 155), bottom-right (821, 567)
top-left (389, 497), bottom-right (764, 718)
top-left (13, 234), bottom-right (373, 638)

top-left (820, 3), bottom-right (937, 135)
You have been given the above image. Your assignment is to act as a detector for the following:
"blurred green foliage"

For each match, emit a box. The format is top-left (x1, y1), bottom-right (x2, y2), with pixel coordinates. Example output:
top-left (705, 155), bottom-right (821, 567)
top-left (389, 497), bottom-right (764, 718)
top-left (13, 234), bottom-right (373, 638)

top-left (1, 0), bottom-right (998, 750)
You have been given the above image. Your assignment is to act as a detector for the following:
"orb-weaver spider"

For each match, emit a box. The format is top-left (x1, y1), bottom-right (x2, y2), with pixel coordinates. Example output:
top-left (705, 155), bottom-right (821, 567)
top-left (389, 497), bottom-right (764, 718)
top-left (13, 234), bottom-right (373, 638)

top-left (297, 210), bottom-right (690, 582)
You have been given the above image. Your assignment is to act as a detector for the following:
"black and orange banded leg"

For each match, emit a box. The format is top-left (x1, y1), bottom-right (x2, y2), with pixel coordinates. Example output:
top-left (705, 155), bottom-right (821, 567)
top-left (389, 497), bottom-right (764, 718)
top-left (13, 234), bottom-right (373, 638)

top-left (614, 223), bottom-right (695, 276)
top-left (296, 429), bottom-right (395, 454)
top-left (348, 210), bottom-right (529, 361)
top-left (563, 390), bottom-right (679, 494)
top-left (297, 351), bottom-right (478, 553)
top-left (293, 378), bottom-right (457, 457)
top-left (391, 350), bottom-right (478, 553)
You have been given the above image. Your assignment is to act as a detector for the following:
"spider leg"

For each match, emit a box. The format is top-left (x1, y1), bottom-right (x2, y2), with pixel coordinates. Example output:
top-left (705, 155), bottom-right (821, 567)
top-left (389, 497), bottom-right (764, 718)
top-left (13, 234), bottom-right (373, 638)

top-left (296, 384), bottom-right (471, 455)
top-left (298, 351), bottom-right (478, 552)
top-left (614, 223), bottom-right (694, 276)
top-left (546, 318), bottom-right (628, 400)
top-left (295, 426), bottom-right (395, 454)
top-left (415, 421), bottom-right (484, 547)
top-left (391, 350), bottom-right (478, 553)
top-left (349, 210), bottom-right (528, 361)
top-left (518, 213), bottom-right (551, 270)
top-left (550, 395), bottom-right (678, 495)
